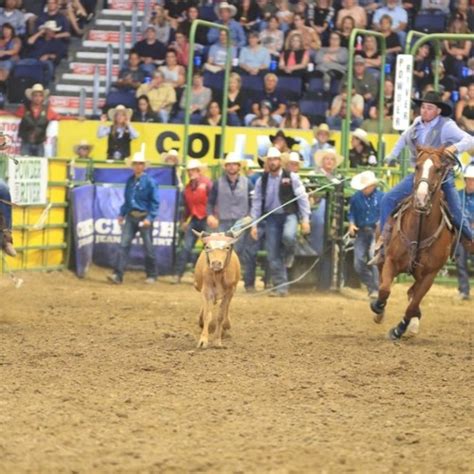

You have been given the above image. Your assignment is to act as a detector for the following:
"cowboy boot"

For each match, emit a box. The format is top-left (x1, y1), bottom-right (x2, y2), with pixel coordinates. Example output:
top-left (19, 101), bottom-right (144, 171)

top-left (1, 228), bottom-right (17, 257)
top-left (368, 223), bottom-right (392, 266)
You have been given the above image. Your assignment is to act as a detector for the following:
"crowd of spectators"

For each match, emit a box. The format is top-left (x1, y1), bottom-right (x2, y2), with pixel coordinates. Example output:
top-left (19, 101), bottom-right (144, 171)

top-left (101, 0), bottom-right (474, 135)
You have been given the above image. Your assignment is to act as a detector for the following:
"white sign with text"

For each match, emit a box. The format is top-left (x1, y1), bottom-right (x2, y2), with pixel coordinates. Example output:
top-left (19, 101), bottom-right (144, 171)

top-left (8, 157), bottom-right (48, 205)
top-left (393, 54), bottom-right (414, 131)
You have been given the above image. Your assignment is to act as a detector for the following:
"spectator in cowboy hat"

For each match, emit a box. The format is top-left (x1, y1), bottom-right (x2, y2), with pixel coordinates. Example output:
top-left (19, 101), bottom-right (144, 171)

top-left (285, 151), bottom-right (304, 174)
top-left (207, 2), bottom-right (246, 48)
top-left (455, 164), bottom-right (474, 300)
top-left (97, 104), bottom-right (139, 162)
top-left (349, 128), bottom-right (377, 168)
top-left (73, 140), bottom-right (93, 160)
top-left (310, 124), bottom-right (334, 166)
top-left (161, 148), bottom-right (183, 190)
top-left (269, 129), bottom-right (299, 152)
top-left (173, 159), bottom-right (212, 284)
top-left (0, 132), bottom-right (16, 257)
top-left (348, 170), bottom-right (384, 299)
top-left (35, 0), bottom-right (71, 41)
top-left (17, 83), bottom-right (60, 157)
top-left (108, 146), bottom-right (159, 285)
top-left (71, 140), bottom-right (94, 181)
top-left (250, 146), bottom-right (311, 296)
top-left (207, 152), bottom-right (255, 291)
top-left (27, 20), bottom-right (67, 83)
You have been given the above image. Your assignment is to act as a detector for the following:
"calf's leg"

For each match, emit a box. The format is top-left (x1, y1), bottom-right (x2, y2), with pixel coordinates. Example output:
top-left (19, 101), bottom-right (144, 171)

top-left (198, 294), bottom-right (213, 349)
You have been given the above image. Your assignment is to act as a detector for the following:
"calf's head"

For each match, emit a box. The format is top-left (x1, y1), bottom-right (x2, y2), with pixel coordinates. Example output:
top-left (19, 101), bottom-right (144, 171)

top-left (193, 230), bottom-right (237, 272)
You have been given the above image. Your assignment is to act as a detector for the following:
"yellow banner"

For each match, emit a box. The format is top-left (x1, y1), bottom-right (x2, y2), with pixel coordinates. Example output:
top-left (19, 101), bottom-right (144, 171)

top-left (57, 120), bottom-right (404, 166)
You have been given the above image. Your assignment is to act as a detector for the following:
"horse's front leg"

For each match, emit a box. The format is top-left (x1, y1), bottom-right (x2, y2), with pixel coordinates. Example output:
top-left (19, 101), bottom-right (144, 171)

top-left (388, 271), bottom-right (437, 340)
top-left (370, 258), bottom-right (396, 323)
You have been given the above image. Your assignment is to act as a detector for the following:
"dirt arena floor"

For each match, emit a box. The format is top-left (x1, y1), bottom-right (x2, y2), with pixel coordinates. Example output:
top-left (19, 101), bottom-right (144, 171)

top-left (0, 266), bottom-right (472, 473)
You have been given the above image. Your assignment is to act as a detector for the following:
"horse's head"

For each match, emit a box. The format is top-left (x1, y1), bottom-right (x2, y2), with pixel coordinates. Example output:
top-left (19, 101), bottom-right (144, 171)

top-left (193, 230), bottom-right (236, 272)
top-left (413, 146), bottom-right (454, 212)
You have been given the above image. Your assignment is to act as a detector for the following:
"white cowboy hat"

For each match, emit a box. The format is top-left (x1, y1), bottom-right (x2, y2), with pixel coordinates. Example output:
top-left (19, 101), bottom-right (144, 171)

top-left (25, 83), bottom-right (49, 100)
top-left (107, 104), bottom-right (133, 121)
top-left (314, 149), bottom-right (343, 168)
top-left (223, 152), bottom-right (243, 166)
top-left (73, 140), bottom-right (94, 155)
top-left (162, 149), bottom-right (180, 164)
top-left (352, 128), bottom-right (370, 145)
top-left (288, 151), bottom-right (302, 163)
top-left (39, 20), bottom-right (62, 32)
top-left (351, 170), bottom-right (379, 191)
top-left (186, 158), bottom-right (206, 170)
top-left (128, 143), bottom-right (148, 165)
top-left (464, 164), bottom-right (474, 179)
top-left (215, 1), bottom-right (237, 18)
top-left (266, 147), bottom-right (282, 159)
top-left (313, 123), bottom-right (331, 136)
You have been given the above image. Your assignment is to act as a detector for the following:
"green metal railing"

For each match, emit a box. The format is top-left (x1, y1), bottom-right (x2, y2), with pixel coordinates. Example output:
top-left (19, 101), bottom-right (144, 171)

top-left (342, 29), bottom-right (387, 166)
top-left (183, 20), bottom-right (232, 168)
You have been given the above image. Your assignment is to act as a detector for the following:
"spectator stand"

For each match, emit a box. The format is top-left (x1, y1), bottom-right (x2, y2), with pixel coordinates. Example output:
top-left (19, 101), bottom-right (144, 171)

top-left (341, 29), bottom-right (388, 168)
top-left (182, 20), bottom-right (232, 169)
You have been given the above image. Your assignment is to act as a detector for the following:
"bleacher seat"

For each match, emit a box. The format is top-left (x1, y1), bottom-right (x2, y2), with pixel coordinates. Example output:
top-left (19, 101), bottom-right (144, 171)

top-left (275, 76), bottom-right (303, 101)
top-left (241, 75), bottom-right (264, 92)
top-left (104, 90), bottom-right (137, 110)
top-left (7, 62), bottom-right (49, 103)
top-left (199, 5), bottom-right (218, 22)
top-left (203, 71), bottom-right (225, 91)
top-left (413, 12), bottom-right (446, 33)
top-left (308, 77), bottom-right (341, 95)
top-left (299, 97), bottom-right (330, 125)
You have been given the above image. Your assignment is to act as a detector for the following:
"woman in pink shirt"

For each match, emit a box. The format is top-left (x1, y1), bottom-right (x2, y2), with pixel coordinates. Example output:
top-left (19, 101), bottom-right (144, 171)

top-left (279, 33), bottom-right (309, 78)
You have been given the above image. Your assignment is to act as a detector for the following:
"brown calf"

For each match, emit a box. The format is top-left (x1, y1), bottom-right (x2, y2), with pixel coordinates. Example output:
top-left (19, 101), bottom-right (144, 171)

top-left (192, 231), bottom-right (241, 348)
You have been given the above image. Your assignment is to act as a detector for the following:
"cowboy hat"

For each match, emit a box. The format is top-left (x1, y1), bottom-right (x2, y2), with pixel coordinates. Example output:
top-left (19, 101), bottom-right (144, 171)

top-left (288, 151), bottom-right (302, 163)
top-left (73, 140), bottom-right (94, 155)
top-left (269, 130), bottom-right (299, 149)
top-left (127, 143), bottom-right (148, 165)
top-left (350, 170), bottom-right (379, 190)
top-left (223, 152), bottom-right (243, 166)
top-left (314, 149), bottom-right (343, 168)
top-left (313, 123), bottom-right (331, 136)
top-left (352, 128), bottom-right (370, 145)
top-left (39, 20), bottom-right (62, 32)
top-left (186, 158), bottom-right (206, 170)
top-left (215, 1), bottom-right (237, 18)
top-left (162, 149), bottom-right (180, 165)
top-left (244, 159), bottom-right (260, 169)
top-left (412, 90), bottom-right (452, 117)
top-left (25, 83), bottom-right (49, 100)
top-left (266, 146), bottom-right (282, 159)
top-left (464, 164), bottom-right (474, 179)
top-left (107, 104), bottom-right (133, 121)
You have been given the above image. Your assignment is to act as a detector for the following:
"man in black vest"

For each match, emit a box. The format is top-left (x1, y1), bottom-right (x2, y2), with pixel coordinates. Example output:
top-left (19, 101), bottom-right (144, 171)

top-left (250, 147), bottom-right (311, 296)
top-left (206, 152), bottom-right (254, 291)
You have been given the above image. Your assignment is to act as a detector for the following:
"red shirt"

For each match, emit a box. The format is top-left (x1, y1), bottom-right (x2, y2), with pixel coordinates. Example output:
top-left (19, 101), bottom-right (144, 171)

top-left (16, 104), bottom-right (60, 121)
top-left (183, 176), bottom-right (212, 220)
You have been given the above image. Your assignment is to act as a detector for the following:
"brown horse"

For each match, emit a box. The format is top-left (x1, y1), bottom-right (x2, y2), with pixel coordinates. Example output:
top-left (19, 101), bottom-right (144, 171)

top-left (370, 146), bottom-right (456, 340)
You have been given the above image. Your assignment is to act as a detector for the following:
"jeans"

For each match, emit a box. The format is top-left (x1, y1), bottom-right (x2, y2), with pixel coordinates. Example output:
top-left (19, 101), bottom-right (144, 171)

top-left (20, 142), bottom-right (45, 157)
top-left (114, 215), bottom-right (157, 281)
top-left (245, 222), bottom-right (266, 289)
top-left (159, 109), bottom-right (170, 123)
top-left (354, 227), bottom-right (379, 294)
top-left (175, 216), bottom-right (207, 276)
top-left (0, 180), bottom-right (11, 228)
top-left (265, 213), bottom-right (290, 292)
top-left (456, 243), bottom-right (473, 296)
top-left (380, 172), bottom-right (473, 241)
top-left (327, 115), bottom-right (363, 131)
top-left (309, 199), bottom-right (326, 255)
top-left (244, 113), bottom-right (283, 126)
top-left (282, 213), bottom-right (298, 263)
top-left (218, 218), bottom-right (254, 288)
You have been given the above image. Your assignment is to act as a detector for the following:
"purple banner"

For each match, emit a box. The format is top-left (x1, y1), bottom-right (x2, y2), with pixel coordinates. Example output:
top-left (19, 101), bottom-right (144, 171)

top-left (92, 185), bottom-right (177, 275)
top-left (93, 167), bottom-right (175, 186)
top-left (70, 185), bottom-right (95, 278)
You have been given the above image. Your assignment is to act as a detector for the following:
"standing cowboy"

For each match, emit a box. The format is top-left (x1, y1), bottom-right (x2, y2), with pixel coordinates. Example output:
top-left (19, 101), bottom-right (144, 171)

top-left (173, 159), bottom-right (212, 283)
top-left (250, 147), bottom-right (311, 297)
top-left (371, 91), bottom-right (474, 264)
top-left (455, 164), bottom-right (474, 300)
top-left (206, 152), bottom-right (254, 291)
top-left (0, 132), bottom-right (15, 257)
top-left (108, 148), bottom-right (159, 284)
top-left (348, 171), bottom-right (384, 299)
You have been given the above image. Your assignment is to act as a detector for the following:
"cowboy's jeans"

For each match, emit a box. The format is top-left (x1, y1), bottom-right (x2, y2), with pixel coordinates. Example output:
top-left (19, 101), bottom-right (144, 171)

top-left (175, 216), bottom-right (207, 276)
top-left (0, 180), bottom-right (11, 228)
top-left (115, 215), bottom-right (157, 280)
top-left (380, 172), bottom-right (473, 241)
top-left (456, 243), bottom-right (473, 296)
top-left (354, 227), bottom-right (379, 294)
top-left (282, 213), bottom-right (298, 264)
top-left (265, 214), bottom-right (289, 292)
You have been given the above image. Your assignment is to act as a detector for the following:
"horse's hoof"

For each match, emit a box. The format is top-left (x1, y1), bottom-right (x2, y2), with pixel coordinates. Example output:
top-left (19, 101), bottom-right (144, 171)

top-left (370, 299), bottom-right (386, 316)
top-left (404, 317), bottom-right (420, 338)
top-left (388, 327), bottom-right (402, 341)
top-left (373, 312), bottom-right (385, 324)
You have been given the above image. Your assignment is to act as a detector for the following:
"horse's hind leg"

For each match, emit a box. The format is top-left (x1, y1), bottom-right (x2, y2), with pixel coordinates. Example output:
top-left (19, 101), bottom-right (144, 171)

top-left (370, 259), bottom-right (396, 324)
top-left (389, 271), bottom-right (437, 340)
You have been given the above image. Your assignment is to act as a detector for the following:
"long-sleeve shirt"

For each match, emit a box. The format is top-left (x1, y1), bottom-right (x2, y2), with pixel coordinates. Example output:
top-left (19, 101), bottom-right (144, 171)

top-left (120, 173), bottom-right (160, 222)
top-left (387, 116), bottom-right (474, 165)
top-left (250, 170), bottom-right (311, 222)
top-left (348, 189), bottom-right (384, 228)
top-left (207, 20), bottom-right (246, 48)
top-left (239, 45), bottom-right (271, 70)
top-left (135, 83), bottom-right (176, 112)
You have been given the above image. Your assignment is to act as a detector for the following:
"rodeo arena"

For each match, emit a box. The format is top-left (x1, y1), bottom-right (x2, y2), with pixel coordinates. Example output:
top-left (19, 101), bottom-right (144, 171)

top-left (1, 0), bottom-right (474, 472)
